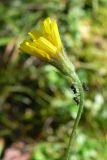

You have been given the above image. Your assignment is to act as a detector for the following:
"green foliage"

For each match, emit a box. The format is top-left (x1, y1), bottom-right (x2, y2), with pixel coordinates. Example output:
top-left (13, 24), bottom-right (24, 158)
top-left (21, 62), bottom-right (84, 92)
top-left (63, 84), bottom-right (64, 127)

top-left (0, 0), bottom-right (107, 159)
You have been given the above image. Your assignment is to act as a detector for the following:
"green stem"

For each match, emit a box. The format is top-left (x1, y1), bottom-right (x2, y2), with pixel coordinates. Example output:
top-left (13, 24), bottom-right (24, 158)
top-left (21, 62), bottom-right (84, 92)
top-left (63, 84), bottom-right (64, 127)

top-left (65, 73), bottom-right (84, 160)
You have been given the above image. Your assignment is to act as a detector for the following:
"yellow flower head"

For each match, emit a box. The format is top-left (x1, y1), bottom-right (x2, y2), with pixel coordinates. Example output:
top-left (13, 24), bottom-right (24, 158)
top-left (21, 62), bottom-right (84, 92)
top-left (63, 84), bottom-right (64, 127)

top-left (20, 17), bottom-right (62, 62)
top-left (19, 17), bottom-right (75, 75)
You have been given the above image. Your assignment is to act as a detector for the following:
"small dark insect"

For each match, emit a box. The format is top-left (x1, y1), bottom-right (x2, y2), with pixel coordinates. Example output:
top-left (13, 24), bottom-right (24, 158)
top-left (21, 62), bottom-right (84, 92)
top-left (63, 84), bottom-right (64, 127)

top-left (73, 96), bottom-right (80, 105)
top-left (82, 82), bottom-right (89, 92)
top-left (71, 84), bottom-right (77, 94)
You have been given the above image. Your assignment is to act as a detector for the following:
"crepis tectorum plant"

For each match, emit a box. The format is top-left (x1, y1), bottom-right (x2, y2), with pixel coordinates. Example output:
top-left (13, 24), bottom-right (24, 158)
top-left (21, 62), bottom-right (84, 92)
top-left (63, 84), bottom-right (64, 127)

top-left (19, 17), bottom-right (84, 160)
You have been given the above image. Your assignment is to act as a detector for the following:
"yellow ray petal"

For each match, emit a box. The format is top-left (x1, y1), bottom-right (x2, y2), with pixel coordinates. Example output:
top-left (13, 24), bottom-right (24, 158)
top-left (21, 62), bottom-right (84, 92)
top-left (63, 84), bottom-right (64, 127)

top-left (51, 19), bottom-right (62, 49)
top-left (20, 40), bottom-right (50, 61)
top-left (36, 37), bottom-right (57, 55)
top-left (42, 17), bottom-right (51, 34)
top-left (33, 47), bottom-right (51, 60)
top-left (19, 40), bottom-right (33, 53)
top-left (28, 29), bottom-right (42, 40)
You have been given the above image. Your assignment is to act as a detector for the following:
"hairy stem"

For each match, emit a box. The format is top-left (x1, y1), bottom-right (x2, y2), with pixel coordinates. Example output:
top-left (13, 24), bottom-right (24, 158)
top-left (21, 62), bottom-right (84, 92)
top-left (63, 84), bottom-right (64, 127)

top-left (65, 73), bottom-right (84, 160)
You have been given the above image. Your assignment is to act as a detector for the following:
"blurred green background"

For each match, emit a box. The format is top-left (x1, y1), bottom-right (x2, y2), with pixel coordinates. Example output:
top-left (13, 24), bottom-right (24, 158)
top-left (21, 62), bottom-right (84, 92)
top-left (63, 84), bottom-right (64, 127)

top-left (0, 0), bottom-right (107, 159)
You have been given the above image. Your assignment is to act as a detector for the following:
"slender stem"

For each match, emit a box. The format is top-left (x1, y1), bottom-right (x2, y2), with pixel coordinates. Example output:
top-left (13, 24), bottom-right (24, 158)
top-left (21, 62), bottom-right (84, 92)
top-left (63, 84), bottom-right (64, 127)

top-left (65, 73), bottom-right (84, 160)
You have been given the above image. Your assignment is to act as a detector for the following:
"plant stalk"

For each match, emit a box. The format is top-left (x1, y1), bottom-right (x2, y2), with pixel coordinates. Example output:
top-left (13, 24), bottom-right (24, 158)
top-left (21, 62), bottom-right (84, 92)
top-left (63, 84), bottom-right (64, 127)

top-left (65, 73), bottom-right (84, 160)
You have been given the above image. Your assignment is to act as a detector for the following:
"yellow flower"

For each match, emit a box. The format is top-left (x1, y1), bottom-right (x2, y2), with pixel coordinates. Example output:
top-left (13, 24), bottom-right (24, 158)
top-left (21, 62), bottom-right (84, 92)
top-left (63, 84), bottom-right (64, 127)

top-left (19, 17), bottom-right (75, 75)
top-left (20, 17), bottom-right (62, 61)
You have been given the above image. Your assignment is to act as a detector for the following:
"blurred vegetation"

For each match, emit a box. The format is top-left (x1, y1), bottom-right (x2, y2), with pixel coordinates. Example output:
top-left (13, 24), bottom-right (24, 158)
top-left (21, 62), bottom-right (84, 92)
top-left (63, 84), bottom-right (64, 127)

top-left (0, 0), bottom-right (107, 159)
